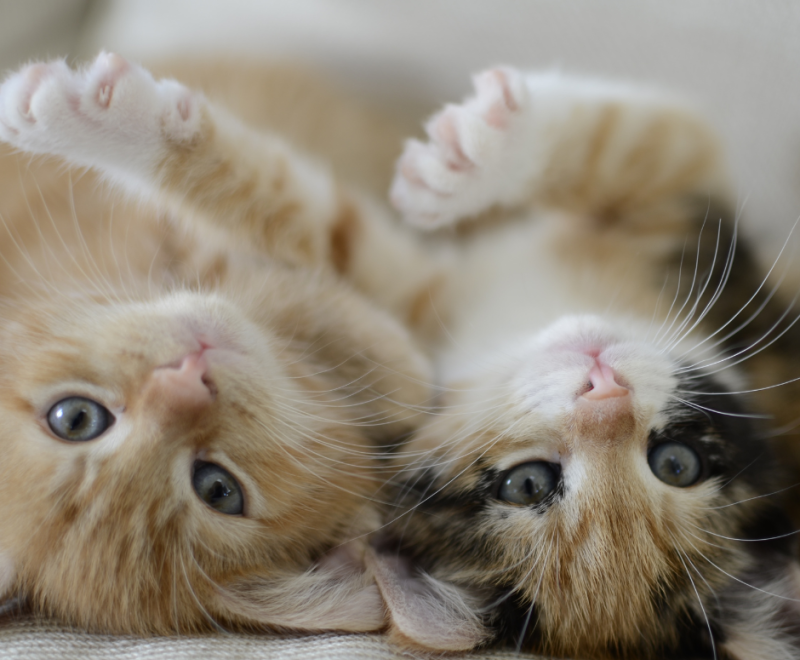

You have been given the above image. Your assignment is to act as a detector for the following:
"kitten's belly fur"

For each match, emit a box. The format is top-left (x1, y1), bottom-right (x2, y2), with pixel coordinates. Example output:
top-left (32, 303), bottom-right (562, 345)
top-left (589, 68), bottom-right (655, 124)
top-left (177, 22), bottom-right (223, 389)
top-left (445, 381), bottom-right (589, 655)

top-left (438, 212), bottom-right (670, 382)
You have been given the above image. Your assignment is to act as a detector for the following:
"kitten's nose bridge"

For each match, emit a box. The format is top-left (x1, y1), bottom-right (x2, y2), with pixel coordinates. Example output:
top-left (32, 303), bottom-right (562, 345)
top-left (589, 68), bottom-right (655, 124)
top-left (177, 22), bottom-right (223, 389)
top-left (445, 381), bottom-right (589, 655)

top-left (572, 383), bottom-right (636, 449)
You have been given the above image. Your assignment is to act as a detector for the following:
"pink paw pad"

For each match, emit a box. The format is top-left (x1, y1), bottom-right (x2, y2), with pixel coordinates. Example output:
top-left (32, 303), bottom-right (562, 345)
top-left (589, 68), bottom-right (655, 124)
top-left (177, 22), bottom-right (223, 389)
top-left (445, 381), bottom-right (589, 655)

top-left (17, 63), bottom-right (54, 122)
top-left (0, 52), bottom-right (203, 170)
top-left (0, 60), bottom-right (71, 138)
top-left (176, 94), bottom-right (193, 121)
top-left (472, 68), bottom-right (521, 129)
top-left (426, 107), bottom-right (474, 172)
top-left (91, 52), bottom-right (129, 109)
top-left (390, 66), bottom-right (529, 229)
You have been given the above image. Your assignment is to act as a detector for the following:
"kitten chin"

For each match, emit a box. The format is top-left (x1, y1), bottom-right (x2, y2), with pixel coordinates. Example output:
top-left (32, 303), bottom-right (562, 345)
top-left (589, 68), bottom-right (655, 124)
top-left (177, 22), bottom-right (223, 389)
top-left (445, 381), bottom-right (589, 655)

top-left (0, 267), bottom-right (429, 634)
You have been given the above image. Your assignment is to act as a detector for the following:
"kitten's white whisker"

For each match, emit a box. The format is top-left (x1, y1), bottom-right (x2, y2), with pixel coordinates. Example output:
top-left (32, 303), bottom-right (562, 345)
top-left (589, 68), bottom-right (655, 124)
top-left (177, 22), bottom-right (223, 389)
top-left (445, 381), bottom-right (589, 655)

top-left (661, 215), bottom-right (723, 352)
top-left (688, 523), bottom-right (800, 543)
top-left (683, 532), bottom-right (800, 604)
top-left (670, 395), bottom-right (771, 419)
top-left (678, 214), bottom-right (800, 362)
top-left (677, 288), bottom-right (800, 376)
top-left (180, 553), bottom-right (229, 633)
top-left (32, 174), bottom-right (115, 303)
top-left (65, 171), bottom-right (123, 305)
top-left (667, 212), bottom-right (740, 353)
top-left (513, 528), bottom-right (555, 652)
top-left (676, 254), bottom-right (788, 368)
top-left (653, 236), bottom-right (691, 346)
top-left (671, 537), bottom-right (718, 660)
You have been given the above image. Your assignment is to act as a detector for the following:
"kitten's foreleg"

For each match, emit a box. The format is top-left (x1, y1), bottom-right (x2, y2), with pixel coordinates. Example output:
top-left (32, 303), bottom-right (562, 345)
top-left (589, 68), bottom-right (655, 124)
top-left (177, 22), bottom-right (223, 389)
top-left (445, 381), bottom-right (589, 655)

top-left (392, 67), bottom-right (730, 231)
top-left (0, 54), bottom-right (437, 319)
top-left (0, 53), bottom-right (338, 263)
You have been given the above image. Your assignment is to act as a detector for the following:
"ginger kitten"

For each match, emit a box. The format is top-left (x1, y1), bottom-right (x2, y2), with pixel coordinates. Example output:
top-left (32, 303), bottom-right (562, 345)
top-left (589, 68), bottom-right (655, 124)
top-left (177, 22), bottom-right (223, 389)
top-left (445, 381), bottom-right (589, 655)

top-left (0, 53), bottom-right (433, 634)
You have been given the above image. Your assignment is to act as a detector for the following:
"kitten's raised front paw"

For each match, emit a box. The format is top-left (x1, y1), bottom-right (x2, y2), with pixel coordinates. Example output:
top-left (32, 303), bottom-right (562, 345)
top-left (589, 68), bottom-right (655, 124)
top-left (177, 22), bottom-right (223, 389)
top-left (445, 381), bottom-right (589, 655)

top-left (390, 67), bottom-right (530, 229)
top-left (0, 52), bottom-right (201, 174)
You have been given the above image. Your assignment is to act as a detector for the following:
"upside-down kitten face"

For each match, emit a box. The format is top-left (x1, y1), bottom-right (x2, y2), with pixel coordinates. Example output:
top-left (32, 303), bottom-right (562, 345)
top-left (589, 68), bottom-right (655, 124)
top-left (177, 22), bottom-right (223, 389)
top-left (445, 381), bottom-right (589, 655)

top-left (377, 67), bottom-right (800, 659)
top-left (0, 55), bottom-right (434, 635)
top-left (0, 284), bottom-right (385, 634)
top-left (389, 316), bottom-right (800, 658)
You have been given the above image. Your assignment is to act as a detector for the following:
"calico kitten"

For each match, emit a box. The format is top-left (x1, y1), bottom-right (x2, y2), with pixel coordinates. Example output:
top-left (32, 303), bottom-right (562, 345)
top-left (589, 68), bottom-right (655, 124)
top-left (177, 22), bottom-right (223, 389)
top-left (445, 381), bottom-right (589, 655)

top-left (0, 54), bottom-right (435, 634)
top-left (376, 68), bottom-right (800, 658)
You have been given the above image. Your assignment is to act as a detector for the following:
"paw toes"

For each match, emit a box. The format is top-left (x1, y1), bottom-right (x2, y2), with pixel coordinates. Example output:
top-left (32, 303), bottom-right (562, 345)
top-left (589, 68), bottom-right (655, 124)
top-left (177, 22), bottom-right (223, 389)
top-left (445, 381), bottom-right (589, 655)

top-left (0, 60), bottom-right (73, 144)
top-left (76, 52), bottom-right (161, 126)
top-left (157, 80), bottom-right (201, 140)
top-left (449, 109), bottom-right (505, 167)
top-left (0, 53), bottom-right (202, 170)
top-left (16, 63), bottom-right (54, 121)
top-left (391, 140), bottom-right (458, 227)
top-left (390, 175), bottom-right (449, 229)
top-left (400, 139), bottom-right (464, 196)
top-left (176, 93), bottom-right (193, 121)
top-left (392, 66), bottom-right (533, 228)
top-left (471, 67), bottom-right (525, 128)
top-left (87, 52), bottom-right (130, 110)
top-left (426, 106), bottom-right (474, 172)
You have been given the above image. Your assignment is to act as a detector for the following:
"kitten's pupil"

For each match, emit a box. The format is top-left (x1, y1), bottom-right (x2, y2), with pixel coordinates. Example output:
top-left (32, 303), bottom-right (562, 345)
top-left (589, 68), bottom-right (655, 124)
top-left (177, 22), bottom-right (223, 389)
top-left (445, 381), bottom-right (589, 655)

top-left (69, 410), bottom-right (87, 432)
top-left (648, 441), bottom-right (701, 487)
top-left (524, 476), bottom-right (541, 498)
top-left (498, 461), bottom-right (560, 506)
top-left (666, 456), bottom-right (682, 476)
top-left (192, 461), bottom-right (244, 515)
top-left (210, 480), bottom-right (230, 502)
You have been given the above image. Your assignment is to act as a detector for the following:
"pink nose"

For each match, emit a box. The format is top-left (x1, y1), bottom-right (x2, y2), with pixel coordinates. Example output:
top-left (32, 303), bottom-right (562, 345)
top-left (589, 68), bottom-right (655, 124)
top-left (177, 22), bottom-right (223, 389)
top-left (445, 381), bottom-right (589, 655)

top-left (582, 361), bottom-right (629, 400)
top-left (150, 350), bottom-right (216, 410)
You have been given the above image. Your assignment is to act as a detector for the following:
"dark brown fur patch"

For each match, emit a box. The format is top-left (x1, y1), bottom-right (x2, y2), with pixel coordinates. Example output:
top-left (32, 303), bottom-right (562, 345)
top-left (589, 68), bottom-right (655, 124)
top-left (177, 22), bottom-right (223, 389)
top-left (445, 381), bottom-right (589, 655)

top-left (329, 198), bottom-right (360, 275)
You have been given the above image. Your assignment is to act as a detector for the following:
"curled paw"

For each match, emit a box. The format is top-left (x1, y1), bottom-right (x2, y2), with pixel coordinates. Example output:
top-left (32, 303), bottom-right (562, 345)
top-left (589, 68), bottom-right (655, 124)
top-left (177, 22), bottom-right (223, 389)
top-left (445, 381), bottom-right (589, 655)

top-left (0, 52), bottom-right (201, 172)
top-left (390, 67), bottom-right (528, 229)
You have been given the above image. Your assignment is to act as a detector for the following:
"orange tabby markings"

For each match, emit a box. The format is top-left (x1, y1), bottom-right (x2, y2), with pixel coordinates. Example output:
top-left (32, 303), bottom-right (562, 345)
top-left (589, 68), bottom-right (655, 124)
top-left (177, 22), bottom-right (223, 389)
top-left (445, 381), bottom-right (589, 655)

top-left (0, 55), bottom-right (434, 635)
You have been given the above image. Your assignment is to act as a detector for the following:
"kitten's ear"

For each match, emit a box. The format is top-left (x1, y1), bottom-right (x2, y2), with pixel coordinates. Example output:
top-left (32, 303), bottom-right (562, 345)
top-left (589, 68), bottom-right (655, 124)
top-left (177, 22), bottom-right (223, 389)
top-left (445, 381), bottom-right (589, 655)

top-left (213, 542), bottom-right (386, 632)
top-left (718, 555), bottom-right (800, 659)
top-left (367, 550), bottom-right (490, 651)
